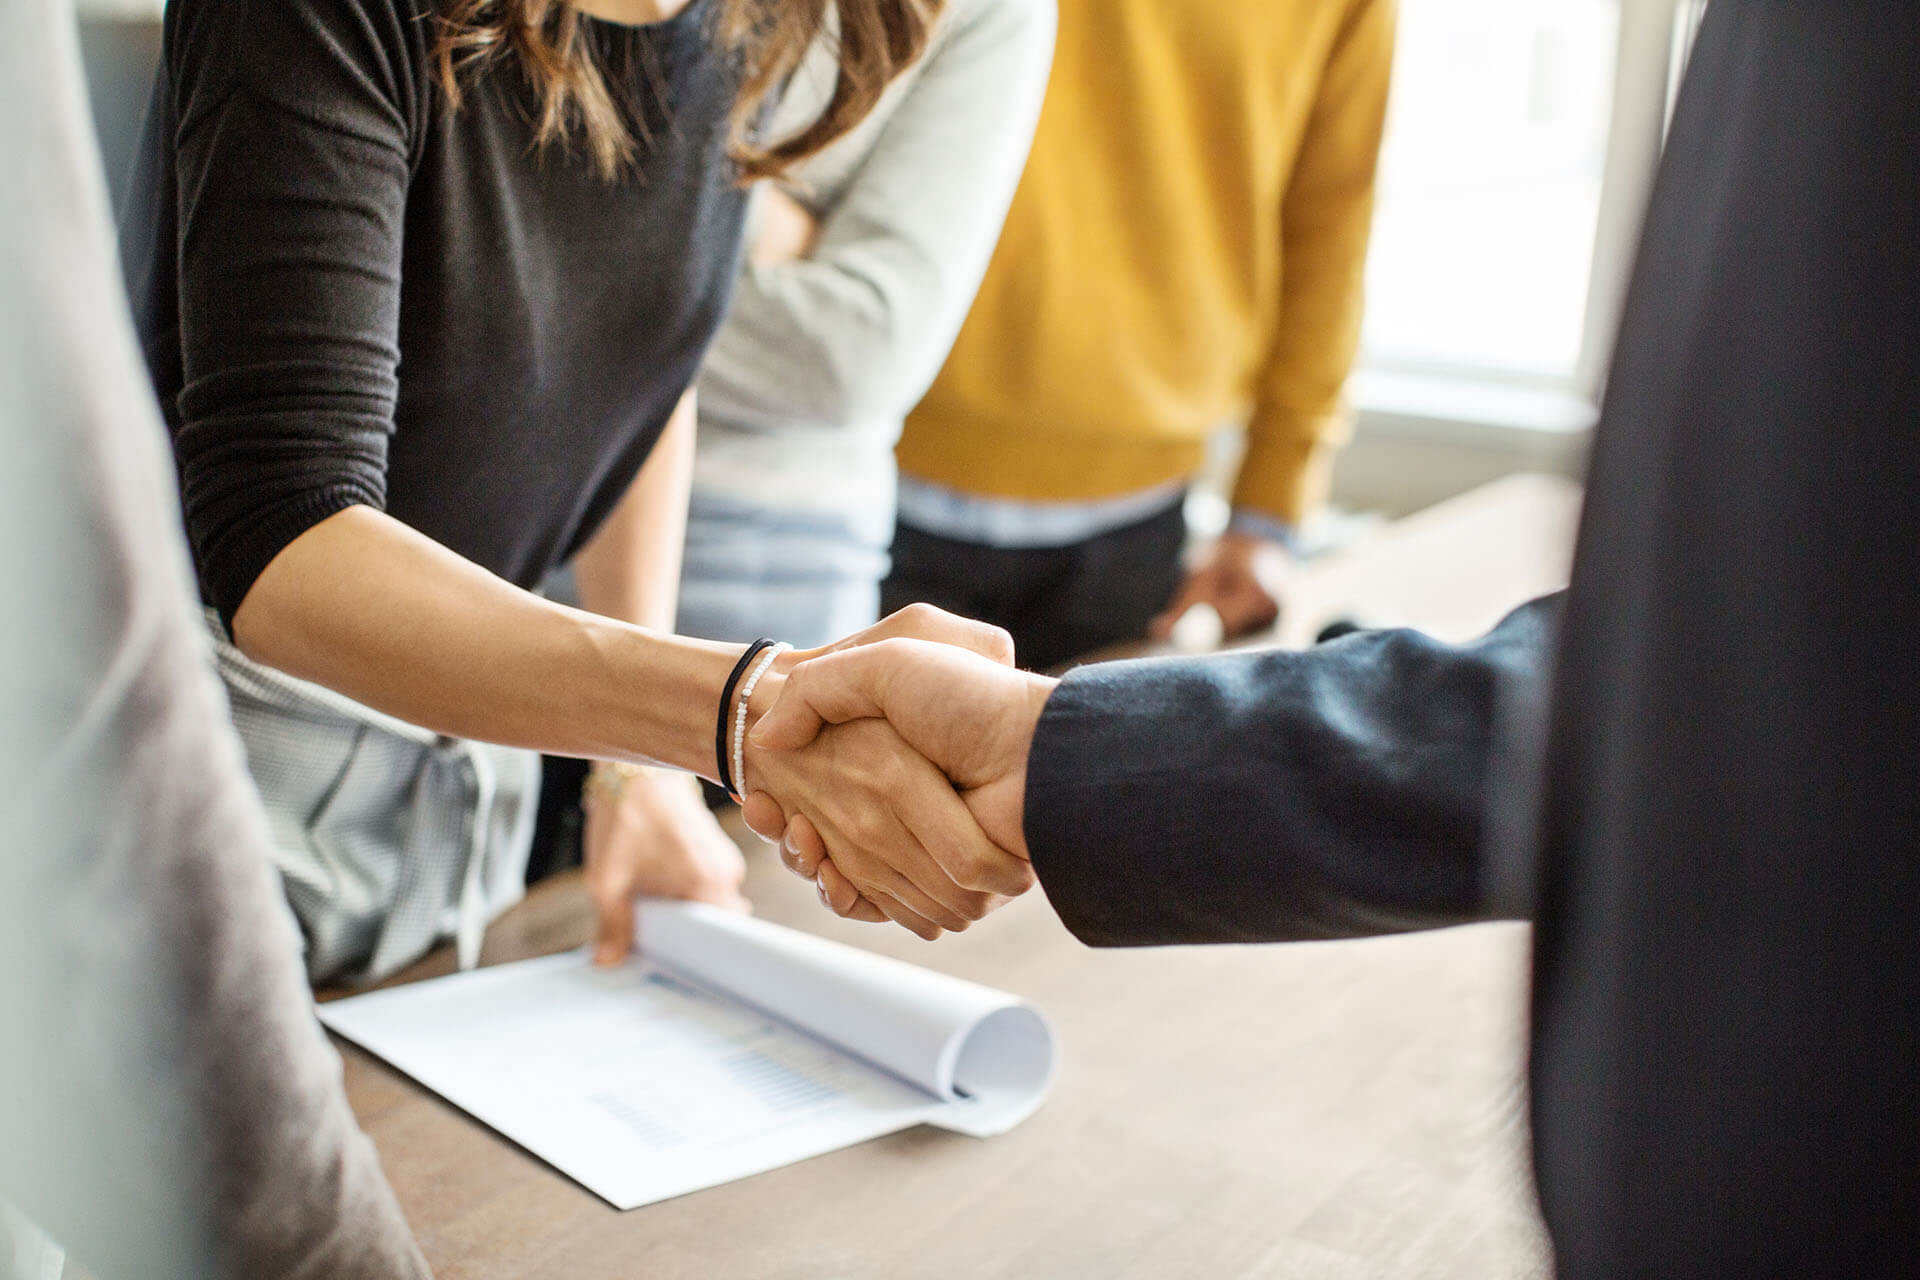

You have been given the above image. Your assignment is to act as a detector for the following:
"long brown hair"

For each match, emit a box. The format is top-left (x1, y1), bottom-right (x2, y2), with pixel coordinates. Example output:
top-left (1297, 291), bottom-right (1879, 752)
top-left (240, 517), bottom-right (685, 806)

top-left (432, 0), bottom-right (944, 181)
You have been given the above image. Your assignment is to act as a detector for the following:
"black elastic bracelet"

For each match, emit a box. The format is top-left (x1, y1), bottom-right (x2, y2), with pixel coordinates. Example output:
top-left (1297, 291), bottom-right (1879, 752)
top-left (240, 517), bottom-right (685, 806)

top-left (716, 638), bottom-right (777, 800)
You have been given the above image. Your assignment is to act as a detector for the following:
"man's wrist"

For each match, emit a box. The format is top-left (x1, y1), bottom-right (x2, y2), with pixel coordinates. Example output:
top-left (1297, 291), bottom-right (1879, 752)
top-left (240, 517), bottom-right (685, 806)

top-left (1001, 672), bottom-right (1058, 860)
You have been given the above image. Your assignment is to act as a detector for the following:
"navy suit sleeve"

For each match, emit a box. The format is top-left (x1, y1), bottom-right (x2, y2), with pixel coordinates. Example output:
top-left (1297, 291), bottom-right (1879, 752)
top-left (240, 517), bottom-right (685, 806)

top-left (1023, 596), bottom-right (1558, 947)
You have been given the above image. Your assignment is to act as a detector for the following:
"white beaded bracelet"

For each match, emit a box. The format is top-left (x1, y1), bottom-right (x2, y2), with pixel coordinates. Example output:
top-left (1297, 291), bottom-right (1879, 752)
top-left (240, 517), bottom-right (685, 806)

top-left (731, 642), bottom-right (789, 801)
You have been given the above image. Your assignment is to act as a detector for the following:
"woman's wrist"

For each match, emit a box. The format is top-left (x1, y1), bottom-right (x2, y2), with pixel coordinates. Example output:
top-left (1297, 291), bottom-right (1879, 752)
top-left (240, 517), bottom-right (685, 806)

top-left (719, 640), bottom-right (787, 800)
top-left (570, 621), bottom-right (750, 782)
top-left (733, 665), bottom-right (790, 801)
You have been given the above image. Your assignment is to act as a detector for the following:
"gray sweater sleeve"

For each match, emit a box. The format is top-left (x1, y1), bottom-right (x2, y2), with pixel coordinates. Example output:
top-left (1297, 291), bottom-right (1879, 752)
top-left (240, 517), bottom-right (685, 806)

top-left (697, 0), bottom-right (1055, 430)
top-left (0, 5), bottom-right (428, 1277)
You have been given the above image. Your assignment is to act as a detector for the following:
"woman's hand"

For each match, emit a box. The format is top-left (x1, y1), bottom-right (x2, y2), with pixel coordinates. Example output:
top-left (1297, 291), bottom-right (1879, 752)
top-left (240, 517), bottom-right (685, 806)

top-left (585, 770), bottom-right (748, 966)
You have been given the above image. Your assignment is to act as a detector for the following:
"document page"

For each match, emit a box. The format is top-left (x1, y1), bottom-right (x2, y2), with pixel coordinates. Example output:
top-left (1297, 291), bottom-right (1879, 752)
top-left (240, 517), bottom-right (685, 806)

top-left (637, 903), bottom-right (1056, 1136)
top-left (319, 904), bottom-right (1055, 1209)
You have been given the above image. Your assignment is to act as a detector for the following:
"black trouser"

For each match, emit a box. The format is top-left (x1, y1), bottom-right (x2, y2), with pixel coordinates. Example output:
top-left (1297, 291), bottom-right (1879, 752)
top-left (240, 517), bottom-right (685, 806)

top-left (881, 496), bottom-right (1188, 672)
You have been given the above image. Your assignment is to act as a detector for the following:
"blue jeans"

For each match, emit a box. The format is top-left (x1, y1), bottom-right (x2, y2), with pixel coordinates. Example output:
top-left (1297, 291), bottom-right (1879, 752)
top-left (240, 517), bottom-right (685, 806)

top-left (676, 490), bottom-right (888, 648)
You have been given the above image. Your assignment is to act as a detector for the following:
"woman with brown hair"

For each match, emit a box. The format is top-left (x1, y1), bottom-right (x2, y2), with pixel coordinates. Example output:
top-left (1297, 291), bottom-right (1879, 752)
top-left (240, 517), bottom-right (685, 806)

top-left (120, 0), bottom-right (1028, 987)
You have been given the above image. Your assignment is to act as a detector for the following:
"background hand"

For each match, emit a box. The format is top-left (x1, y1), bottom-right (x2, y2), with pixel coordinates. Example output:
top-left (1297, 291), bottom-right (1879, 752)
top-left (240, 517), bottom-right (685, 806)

top-left (1150, 530), bottom-right (1289, 643)
top-left (585, 770), bottom-right (748, 966)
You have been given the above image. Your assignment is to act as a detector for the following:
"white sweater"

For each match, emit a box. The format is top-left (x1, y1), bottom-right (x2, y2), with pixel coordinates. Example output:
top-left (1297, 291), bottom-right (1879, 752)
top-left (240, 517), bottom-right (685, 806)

top-left (692, 0), bottom-right (1056, 549)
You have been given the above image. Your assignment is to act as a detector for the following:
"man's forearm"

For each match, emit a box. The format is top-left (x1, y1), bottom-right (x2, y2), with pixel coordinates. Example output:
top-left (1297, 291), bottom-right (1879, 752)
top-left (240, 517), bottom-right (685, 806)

top-left (1025, 597), bottom-right (1560, 947)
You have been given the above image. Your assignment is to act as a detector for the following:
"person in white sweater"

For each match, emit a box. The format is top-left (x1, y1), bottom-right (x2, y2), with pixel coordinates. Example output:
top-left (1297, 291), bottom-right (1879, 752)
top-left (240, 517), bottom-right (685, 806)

top-left (679, 0), bottom-right (1056, 647)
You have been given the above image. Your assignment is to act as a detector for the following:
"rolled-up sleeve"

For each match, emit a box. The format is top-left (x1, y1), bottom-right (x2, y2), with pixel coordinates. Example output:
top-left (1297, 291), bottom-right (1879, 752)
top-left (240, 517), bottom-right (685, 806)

top-left (164, 1), bottom-right (417, 624)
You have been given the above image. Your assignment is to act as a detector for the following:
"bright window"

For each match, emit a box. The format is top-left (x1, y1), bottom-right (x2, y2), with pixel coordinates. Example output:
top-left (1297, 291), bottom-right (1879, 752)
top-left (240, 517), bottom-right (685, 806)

top-left (1361, 0), bottom-right (1625, 387)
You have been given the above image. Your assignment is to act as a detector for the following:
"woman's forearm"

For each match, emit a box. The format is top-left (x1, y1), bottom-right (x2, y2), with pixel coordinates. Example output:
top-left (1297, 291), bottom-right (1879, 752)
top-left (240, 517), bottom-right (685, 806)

top-left (230, 504), bottom-right (741, 779)
top-left (573, 389), bottom-right (695, 631)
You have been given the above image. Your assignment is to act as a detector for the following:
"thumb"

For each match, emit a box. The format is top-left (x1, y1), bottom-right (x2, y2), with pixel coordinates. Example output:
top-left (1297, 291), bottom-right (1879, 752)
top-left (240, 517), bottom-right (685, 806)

top-left (739, 789), bottom-right (787, 844)
top-left (749, 645), bottom-right (896, 751)
top-left (833, 603), bottom-right (1017, 667)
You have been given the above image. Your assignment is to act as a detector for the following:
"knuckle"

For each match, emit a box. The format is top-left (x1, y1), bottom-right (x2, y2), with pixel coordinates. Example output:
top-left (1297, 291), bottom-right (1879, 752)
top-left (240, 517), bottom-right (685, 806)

top-left (849, 810), bottom-right (891, 851)
top-left (934, 900), bottom-right (973, 931)
top-left (876, 756), bottom-right (912, 794)
top-left (950, 849), bottom-right (994, 893)
top-left (979, 622), bottom-right (1016, 664)
top-left (868, 636), bottom-right (916, 670)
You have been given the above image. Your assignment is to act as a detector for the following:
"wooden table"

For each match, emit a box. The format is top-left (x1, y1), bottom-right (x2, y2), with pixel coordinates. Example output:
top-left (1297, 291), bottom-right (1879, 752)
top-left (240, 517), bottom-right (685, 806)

top-left (339, 473), bottom-right (1583, 1279)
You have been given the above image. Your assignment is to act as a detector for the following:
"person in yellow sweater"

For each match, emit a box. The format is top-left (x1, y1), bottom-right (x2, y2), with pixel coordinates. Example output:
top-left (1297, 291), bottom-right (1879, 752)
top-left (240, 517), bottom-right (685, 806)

top-left (887, 0), bottom-right (1396, 670)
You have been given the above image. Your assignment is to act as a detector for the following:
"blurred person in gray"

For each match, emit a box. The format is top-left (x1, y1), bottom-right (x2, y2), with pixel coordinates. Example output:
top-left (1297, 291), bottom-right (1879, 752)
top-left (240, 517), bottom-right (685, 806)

top-left (0, 1), bottom-right (428, 1275)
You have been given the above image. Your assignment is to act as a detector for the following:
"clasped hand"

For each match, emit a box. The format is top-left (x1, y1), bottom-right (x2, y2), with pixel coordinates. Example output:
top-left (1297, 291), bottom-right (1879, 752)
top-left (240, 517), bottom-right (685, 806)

top-left (738, 606), bottom-right (1058, 939)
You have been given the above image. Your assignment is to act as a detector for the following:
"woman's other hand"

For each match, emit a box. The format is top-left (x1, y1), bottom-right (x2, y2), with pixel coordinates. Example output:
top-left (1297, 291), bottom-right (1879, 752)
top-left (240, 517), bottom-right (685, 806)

top-left (584, 768), bottom-right (748, 966)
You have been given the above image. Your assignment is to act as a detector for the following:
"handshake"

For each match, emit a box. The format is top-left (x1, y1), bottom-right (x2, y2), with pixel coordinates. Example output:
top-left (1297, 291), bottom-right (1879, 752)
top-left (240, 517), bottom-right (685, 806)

top-left (736, 606), bottom-right (1060, 940)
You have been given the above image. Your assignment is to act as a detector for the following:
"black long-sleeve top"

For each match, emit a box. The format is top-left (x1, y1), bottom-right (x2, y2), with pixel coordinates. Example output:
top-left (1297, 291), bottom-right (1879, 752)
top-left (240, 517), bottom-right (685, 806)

top-left (122, 0), bottom-right (747, 626)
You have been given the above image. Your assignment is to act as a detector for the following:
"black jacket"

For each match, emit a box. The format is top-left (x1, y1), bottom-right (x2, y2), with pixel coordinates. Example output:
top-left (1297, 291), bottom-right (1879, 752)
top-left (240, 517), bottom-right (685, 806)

top-left (1025, 2), bottom-right (1917, 1275)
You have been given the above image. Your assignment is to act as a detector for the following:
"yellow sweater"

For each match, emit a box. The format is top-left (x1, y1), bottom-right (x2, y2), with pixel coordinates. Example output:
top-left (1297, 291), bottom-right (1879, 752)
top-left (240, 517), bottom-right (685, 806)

top-left (899, 0), bottom-right (1396, 526)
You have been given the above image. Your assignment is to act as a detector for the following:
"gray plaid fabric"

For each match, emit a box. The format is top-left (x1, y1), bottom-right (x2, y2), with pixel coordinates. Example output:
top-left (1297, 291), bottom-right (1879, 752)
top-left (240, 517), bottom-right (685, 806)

top-left (208, 615), bottom-right (540, 986)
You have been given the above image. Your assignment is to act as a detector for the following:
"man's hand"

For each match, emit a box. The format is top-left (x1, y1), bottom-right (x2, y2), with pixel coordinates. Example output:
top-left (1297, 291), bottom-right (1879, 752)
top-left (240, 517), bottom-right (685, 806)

top-left (744, 714), bottom-right (1031, 939)
top-left (1150, 530), bottom-right (1290, 644)
top-left (745, 639), bottom-right (1056, 928)
top-left (585, 770), bottom-right (748, 966)
top-left (728, 604), bottom-right (1027, 937)
top-left (789, 600), bottom-right (1017, 670)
